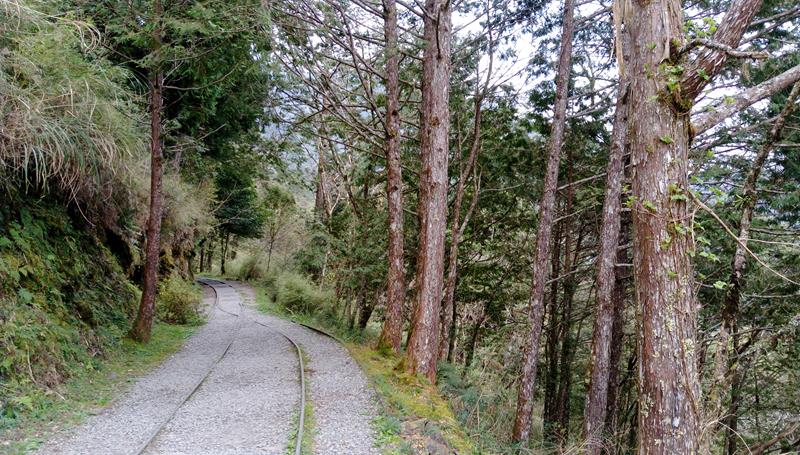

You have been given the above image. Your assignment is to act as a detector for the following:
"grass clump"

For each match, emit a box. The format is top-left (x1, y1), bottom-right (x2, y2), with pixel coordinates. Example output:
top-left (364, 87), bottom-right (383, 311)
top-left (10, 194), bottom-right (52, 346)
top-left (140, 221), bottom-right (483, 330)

top-left (275, 273), bottom-right (333, 315)
top-left (157, 274), bottom-right (203, 325)
top-left (254, 270), bottom-right (334, 318)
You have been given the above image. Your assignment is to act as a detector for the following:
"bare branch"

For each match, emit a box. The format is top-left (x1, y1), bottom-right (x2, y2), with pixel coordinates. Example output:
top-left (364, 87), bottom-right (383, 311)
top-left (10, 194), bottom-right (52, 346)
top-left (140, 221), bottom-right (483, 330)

top-left (692, 63), bottom-right (800, 135)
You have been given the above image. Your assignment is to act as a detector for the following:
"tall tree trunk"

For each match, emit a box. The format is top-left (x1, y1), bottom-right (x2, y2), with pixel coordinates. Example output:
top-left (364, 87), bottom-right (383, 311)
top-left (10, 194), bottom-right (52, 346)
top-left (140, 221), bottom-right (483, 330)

top-left (583, 30), bottom-right (631, 450)
top-left (266, 229), bottom-right (276, 273)
top-left (206, 239), bottom-right (213, 273)
top-left (723, 336), bottom-right (742, 455)
top-left (438, 72), bottom-right (485, 362)
top-left (220, 232), bottom-right (228, 275)
top-left (198, 239), bottom-right (205, 274)
top-left (627, 0), bottom-right (762, 451)
top-left (628, 13), bottom-right (700, 454)
top-left (446, 297), bottom-right (457, 363)
top-left (405, 0), bottom-right (451, 382)
top-left (553, 221), bottom-right (584, 444)
top-left (438, 175), bottom-right (480, 361)
top-left (130, 0), bottom-right (163, 343)
top-left (550, 152), bottom-right (579, 444)
top-left (314, 136), bottom-right (329, 222)
top-left (512, 0), bottom-right (575, 441)
top-left (715, 82), bottom-right (800, 455)
top-left (358, 291), bottom-right (379, 331)
top-left (543, 219), bottom-right (564, 435)
top-left (604, 218), bottom-right (631, 439)
top-left (464, 312), bottom-right (484, 371)
top-left (377, 0), bottom-right (407, 353)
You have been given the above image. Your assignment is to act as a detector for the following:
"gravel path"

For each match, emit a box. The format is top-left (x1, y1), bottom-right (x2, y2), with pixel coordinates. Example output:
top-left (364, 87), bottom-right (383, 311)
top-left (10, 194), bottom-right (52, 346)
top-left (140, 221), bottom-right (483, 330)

top-left (229, 281), bottom-right (381, 455)
top-left (32, 280), bottom-right (379, 455)
top-left (144, 282), bottom-right (299, 455)
top-left (34, 281), bottom-right (299, 455)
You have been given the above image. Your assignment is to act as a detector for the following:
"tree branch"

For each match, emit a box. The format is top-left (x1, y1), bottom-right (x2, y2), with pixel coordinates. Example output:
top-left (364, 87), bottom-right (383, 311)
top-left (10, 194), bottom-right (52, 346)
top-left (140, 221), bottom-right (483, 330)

top-left (692, 64), bottom-right (800, 135)
top-left (678, 38), bottom-right (769, 61)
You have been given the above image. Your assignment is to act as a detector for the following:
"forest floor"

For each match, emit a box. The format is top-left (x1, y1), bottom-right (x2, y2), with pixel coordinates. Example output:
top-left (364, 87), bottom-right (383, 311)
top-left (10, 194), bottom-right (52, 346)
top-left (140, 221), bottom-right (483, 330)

top-left (27, 280), bottom-right (379, 455)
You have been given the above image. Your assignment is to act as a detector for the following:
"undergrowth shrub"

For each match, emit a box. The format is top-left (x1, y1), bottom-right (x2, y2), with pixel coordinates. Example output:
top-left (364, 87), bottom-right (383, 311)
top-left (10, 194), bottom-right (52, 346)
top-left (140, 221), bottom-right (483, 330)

top-left (157, 274), bottom-right (202, 325)
top-left (437, 353), bottom-right (525, 453)
top-left (0, 200), bottom-right (137, 421)
top-left (274, 271), bottom-right (333, 315)
top-left (234, 254), bottom-right (267, 281)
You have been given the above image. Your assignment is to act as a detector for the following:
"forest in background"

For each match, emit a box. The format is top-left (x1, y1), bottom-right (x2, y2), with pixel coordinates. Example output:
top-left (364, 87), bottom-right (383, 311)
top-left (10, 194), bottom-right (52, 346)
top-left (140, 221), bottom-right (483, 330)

top-left (1, 0), bottom-right (799, 453)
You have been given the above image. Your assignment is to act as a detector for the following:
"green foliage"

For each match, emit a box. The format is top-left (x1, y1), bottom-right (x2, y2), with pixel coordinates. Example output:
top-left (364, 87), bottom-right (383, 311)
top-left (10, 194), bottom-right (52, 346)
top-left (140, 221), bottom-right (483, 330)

top-left (234, 254), bottom-right (269, 281)
top-left (0, 1), bottom-right (146, 223)
top-left (292, 224), bottom-right (332, 279)
top-left (1, 323), bottom-right (194, 452)
top-left (0, 198), bottom-right (137, 421)
top-left (157, 275), bottom-right (203, 325)
top-left (215, 162), bottom-right (266, 239)
top-left (273, 272), bottom-right (334, 316)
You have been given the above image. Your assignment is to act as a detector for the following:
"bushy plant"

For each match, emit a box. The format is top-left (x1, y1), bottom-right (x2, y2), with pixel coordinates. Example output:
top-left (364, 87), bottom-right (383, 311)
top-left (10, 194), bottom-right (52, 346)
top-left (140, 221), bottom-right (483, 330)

top-left (0, 200), bottom-right (138, 420)
top-left (0, 2), bottom-right (146, 223)
top-left (234, 254), bottom-right (267, 281)
top-left (157, 275), bottom-right (202, 325)
top-left (273, 271), bottom-right (333, 315)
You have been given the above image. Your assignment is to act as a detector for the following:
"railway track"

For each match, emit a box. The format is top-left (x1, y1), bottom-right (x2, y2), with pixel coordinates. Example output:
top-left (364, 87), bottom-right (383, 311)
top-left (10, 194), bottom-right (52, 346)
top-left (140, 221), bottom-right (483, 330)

top-left (132, 278), bottom-right (307, 455)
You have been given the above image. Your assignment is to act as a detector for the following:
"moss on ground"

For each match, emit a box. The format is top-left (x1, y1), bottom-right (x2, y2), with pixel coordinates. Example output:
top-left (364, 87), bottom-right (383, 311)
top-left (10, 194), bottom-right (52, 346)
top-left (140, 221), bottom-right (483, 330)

top-left (347, 344), bottom-right (477, 454)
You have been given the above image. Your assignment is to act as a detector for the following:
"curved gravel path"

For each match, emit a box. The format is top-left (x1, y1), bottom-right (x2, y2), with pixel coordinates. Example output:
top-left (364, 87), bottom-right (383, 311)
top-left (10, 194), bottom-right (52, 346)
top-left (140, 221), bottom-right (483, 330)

top-left (229, 281), bottom-right (380, 455)
top-left (33, 280), bottom-right (380, 455)
top-left (34, 281), bottom-right (299, 455)
top-left (145, 283), bottom-right (299, 454)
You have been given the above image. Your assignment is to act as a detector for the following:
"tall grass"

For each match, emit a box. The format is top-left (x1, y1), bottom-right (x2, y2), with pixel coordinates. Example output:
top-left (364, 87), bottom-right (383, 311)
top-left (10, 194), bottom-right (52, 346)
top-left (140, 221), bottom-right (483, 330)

top-left (0, 0), bottom-right (146, 217)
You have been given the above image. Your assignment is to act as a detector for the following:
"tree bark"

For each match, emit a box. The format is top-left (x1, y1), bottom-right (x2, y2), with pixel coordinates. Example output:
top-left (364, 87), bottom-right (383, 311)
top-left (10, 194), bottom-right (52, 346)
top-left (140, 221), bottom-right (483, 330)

top-left (438, 50), bottom-right (488, 362)
top-left (377, 0), bottom-right (407, 353)
top-left (627, 0), bottom-right (763, 451)
top-left (543, 219), bottom-right (564, 435)
top-left (583, 29), bottom-right (631, 450)
top-left (628, 9), bottom-right (700, 454)
top-left (220, 232), bottom-right (229, 275)
top-left (464, 312), bottom-right (484, 370)
top-left (404, 0), bottom-right (451, 382)
top-left (204, 241), bottom-right (210, 273)
top-left (604, 242), bottom-right (629, 440)
top-left (314, 136), bottom-right (329, 222)
top-left (198, 238), bottom-right (205, 274)
top-left (553, 219), bottom-right (584, 444)
top-left (438, 153), bottom-right (480, 361)
top-left (358, 291), bottom-right (378, 331)
top-left (679, 0), bottom-right (766, 105)
top-left (130, 0), bottom-right (164, 344)
top-left (692, 63), bottom-right (800, 135)
top-left (627, 0), bottom-right (767, 451)
top-left (604, 211), bottom-right (632, 440)
top-left (512, 0), bottom-right (575, 442)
